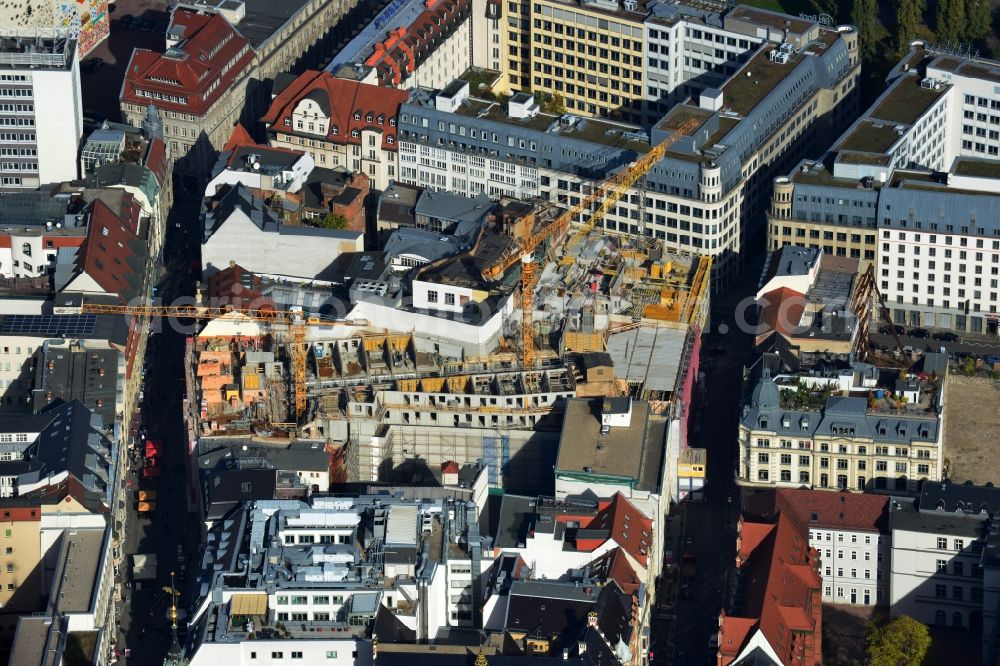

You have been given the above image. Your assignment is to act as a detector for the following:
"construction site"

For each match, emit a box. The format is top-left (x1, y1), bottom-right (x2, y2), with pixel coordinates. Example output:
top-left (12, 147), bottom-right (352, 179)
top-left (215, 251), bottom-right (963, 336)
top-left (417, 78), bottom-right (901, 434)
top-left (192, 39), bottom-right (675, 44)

top-left (165, 118), bottom-right (714, 495)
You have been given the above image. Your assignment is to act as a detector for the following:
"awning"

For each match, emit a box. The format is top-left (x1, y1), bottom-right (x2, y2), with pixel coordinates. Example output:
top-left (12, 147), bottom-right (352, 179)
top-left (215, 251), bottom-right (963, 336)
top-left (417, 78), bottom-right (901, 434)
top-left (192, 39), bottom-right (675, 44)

top-left (230, 593), bottom-right (268, 616)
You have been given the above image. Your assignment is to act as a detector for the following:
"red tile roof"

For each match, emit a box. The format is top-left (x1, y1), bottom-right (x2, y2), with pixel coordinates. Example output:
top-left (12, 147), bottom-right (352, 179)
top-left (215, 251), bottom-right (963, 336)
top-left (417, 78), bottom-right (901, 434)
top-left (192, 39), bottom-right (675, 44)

top-left (744, 488), bottom-right (890, 534)
top-left (603, 548), bottom-right (642, 595)
top-left (224, 123), bottom-right (255, 152)
top-left (720, 512), bottom-right (822, 666)
top-left (586, 493), bottom-right (653, 568)
top-left (143, 137), bottom-right (169, 188)
top-left (364, 0), bottom-right (471, 87)
top-left (261, 70), bottom-right (408, 152)
top-left (74, 196), bottom-right (147, 304)
top-left (441, 461), bottom-right (460, 474)
top-left (121, 12), bottom-right (254, 117)
top-left (757, 286), bottom-right (806, 342)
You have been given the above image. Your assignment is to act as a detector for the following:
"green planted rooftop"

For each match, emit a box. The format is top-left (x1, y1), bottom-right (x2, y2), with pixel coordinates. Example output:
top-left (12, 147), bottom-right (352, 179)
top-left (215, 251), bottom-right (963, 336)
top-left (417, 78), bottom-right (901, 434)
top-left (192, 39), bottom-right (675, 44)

top-left (838, 121), bottom-right (902, 154)
top-left (869, 78), bottom-right (947, 125)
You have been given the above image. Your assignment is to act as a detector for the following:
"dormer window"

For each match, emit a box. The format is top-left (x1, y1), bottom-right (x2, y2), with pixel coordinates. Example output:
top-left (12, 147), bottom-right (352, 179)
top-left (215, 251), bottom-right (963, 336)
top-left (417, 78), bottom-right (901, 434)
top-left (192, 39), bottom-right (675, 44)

top-left (354, 111), bottom-right (361, 121)
top-left (390, 118), bottom-right (397, 127)
top-left (351, 129), bottom-right (359, 138)
top-left (331, 127), bottom-right (338, 136)
top-left (284, 118), bottom-right (291, 126)
top-left (367, 113), bottom-right (373, 122)
top-left (387, 136), bottom-right (394, 144)
top-left (378, 115), bottom-right (384, 124)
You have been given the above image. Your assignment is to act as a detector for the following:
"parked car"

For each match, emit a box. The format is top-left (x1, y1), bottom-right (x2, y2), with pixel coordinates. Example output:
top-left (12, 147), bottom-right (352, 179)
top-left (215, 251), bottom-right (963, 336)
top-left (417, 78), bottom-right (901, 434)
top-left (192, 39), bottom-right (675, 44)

top-left (878, 324), bottom-right (906, 336)
top-left (908, 327), bottom-right (930, 338)
top-left (933, 331), bottom-right (960, 342)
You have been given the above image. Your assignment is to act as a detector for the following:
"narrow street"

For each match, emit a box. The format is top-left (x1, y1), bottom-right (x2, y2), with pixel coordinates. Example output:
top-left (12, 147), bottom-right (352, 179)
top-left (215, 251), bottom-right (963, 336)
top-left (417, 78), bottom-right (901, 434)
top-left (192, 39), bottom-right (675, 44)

top-left (115, 190), bottom-right (202, 664)
top-left (666, 258), bottom-right (762, 665)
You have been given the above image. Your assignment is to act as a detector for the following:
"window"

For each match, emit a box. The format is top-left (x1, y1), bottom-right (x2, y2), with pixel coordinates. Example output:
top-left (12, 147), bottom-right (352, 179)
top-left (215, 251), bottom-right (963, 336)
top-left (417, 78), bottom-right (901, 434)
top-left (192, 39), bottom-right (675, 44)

top-left (935, 584), bottom-right (946, 598)
top-left (445, 293), bottom-right (456, 306)
top-left (292, 653), bottom-right (303, 660)
top-left (937, 537), bottom-right (947, 549)
top-left (272, 653), bottom-right (284, 659)
top-left (427, 290), bottom-right (439, 303)
top-left (955, 539), bottom-right (964, 550)
top-left (937, 559), bottom-right (947, 572)
top-left (326, 653), bottom-right (338, 659)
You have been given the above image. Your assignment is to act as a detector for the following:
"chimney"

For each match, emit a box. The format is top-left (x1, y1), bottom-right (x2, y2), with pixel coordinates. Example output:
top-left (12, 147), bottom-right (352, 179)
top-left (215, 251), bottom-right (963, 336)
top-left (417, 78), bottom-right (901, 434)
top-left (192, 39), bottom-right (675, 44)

top-left (320, 180), bottom-right (339, 207)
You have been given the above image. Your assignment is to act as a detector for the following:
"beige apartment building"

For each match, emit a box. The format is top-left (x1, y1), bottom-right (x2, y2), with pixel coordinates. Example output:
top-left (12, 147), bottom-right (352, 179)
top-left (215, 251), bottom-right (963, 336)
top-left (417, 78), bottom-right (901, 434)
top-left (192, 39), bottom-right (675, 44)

top-left (767, 174), bottom-right (879, 270)
top-left (262, 71), bottom-right (409, 191)
top-left (739, 367), bottom-right (945, 494)
top-left (121, 0), bottom-right (358, 184)
top-left (505, 0), bottom-right (648, 122)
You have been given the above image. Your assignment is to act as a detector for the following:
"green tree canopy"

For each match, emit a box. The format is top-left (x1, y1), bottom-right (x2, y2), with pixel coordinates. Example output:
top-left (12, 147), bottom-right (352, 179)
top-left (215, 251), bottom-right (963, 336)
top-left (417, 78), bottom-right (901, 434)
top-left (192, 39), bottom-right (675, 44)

top-left (896, 0), bottom-right (925, 52)
top-left (965, 0), bottom-right (992, 42)
top-left (865, 615), bottom-right (931, 666)
top-left (851, 0), bottom-right (878, 59)
top-left (936, 0), bottom-right (967, 43)
top-left (314, 212), bottom-right (350, 230)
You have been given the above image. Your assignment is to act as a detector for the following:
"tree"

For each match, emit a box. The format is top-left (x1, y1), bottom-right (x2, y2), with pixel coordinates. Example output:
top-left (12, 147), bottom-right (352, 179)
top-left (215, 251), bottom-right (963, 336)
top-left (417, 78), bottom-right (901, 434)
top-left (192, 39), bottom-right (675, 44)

top-left (896, 0), bottom-right (924, 52)
top-left (851, 0), bottom-right (878, 59)
top-left (315, 212), bottom-right (350, 230)
top-left (964, 0), bottom-right (992, 42)
top-left (865, 615), bottom-right (931, 666)
top-left (936, 0), bottom-right (966, 43)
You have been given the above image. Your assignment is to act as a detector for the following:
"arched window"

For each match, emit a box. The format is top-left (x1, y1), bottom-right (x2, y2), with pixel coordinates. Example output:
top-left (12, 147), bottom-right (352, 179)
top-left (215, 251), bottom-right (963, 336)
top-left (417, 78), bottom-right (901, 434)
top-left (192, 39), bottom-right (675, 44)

top-left (952, 612), bottom-right (963, 628)
top-left (934, 610), bottom-right (946, 625)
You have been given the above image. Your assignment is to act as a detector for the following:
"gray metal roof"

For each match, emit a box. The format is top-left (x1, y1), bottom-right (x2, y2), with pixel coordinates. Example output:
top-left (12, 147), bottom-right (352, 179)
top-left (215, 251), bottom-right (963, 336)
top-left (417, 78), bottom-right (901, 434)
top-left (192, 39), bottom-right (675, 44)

top-left (324, 0), bottom-right (428, 72)
top-left (878, 186), bottom-right (1000, 237)
top-left (414, 189), bottom-right (492, 229)
top-left (773, 245), bottom-right (820, 277)
top-left (605, 326), bottom-right (687, 393)
top-left (890, 498), bottom-right (987, 538)
top-left (741, 373), bottom-right (941, 445)
top-left (383, 227), bottom-right (465, 263)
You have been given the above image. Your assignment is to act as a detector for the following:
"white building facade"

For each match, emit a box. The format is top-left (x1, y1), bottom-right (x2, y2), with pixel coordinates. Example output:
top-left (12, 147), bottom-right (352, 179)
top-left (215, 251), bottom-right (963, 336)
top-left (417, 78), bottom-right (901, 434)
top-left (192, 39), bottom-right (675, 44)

top-left (810, 526), bottom-right (889, 606)
top-left (890, 509), bottom-right (985, 631)
top-left (0, 33), bottom-right (83, 191)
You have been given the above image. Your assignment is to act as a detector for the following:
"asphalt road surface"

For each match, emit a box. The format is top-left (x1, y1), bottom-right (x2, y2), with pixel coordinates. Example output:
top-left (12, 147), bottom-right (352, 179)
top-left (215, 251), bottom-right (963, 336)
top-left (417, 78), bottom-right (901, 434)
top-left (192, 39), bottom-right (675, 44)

top-left (116, 192), bottom-right (202, 664)
top-left (665, 257), bottom-right (762, 665)
top-left (870, 331), bottom-right (1000, 357)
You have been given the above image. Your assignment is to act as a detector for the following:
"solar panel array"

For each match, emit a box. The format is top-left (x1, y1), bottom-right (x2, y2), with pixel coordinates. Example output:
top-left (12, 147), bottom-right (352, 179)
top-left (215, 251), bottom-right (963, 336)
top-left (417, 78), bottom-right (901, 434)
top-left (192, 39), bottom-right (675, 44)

top-left (0, 315), bottom-right (98, 337)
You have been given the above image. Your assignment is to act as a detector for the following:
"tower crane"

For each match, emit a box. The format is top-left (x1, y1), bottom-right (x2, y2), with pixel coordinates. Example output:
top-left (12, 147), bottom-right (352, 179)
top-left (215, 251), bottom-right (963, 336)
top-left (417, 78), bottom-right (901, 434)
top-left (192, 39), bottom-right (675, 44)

top-left (480, 118), bottom-right (701, 366)
top-left (852, 264), bottom-right (911, 368)
top-left (79, 302), bottom-right (367, 422)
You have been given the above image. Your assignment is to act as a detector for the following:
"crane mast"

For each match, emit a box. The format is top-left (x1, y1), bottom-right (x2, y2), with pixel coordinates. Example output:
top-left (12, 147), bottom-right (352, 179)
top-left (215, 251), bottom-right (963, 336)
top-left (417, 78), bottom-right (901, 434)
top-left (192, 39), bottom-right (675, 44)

top-left (483, 118), bottom-right (701, 366)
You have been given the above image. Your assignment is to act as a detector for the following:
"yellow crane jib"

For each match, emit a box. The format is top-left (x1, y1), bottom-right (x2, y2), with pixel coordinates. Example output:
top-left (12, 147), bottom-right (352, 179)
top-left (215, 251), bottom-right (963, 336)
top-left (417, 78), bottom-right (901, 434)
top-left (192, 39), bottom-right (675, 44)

top-left (481, 117), bottom-right (701, 367)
